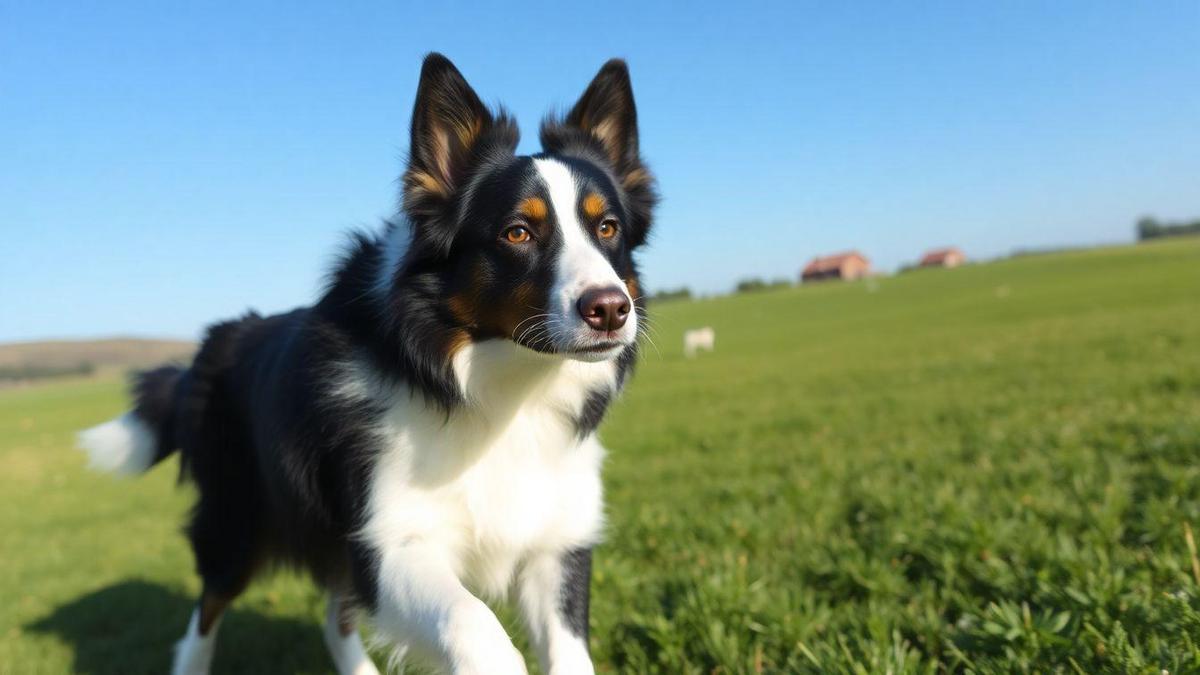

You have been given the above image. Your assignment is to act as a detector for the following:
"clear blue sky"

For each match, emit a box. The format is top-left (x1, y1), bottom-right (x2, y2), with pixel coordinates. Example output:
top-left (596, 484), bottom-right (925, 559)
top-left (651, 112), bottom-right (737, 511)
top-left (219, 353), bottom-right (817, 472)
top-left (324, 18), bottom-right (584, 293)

top-left (2, 2), bottom-right (1198, 342)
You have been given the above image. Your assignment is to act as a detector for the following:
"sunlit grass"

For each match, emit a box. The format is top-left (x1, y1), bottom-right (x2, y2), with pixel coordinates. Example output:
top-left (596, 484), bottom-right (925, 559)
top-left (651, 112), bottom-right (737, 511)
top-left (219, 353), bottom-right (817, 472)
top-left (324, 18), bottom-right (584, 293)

top-left (2, 237), bottom-right (1198, 673)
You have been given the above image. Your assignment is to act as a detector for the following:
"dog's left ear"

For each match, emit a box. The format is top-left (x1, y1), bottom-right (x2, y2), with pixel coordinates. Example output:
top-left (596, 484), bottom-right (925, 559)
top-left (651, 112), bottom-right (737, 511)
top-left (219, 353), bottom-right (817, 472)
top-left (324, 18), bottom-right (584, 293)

top-left (542, 59), bottom-right (657, 247)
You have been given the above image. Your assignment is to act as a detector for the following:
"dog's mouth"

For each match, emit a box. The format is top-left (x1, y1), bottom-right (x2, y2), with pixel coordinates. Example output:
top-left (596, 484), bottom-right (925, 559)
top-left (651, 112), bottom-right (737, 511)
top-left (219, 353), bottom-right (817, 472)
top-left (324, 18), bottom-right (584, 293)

top-left (559, 338), bottom-right (628, 362)
top-left (576, 340), bottom-right (623, 352)
top-left (510, 327), bottom-right (629, 360)
top-left (570, 340), bottom-right (626, 357)
top-left (509, 304), bottom-right (636, 359)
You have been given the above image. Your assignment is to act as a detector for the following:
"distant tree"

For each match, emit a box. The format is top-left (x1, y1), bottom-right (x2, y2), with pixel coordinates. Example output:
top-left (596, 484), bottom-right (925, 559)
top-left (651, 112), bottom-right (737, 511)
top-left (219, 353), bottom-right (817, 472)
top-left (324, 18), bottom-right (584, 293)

top-left (736, 278), bottom-right (768, 293)
top-left (650, 287), bottom-right (692, 302)
top-left (736, 277), bottom-right (792, 293)
top-left (1137, 215), bottom-right (1200, 241)
top-left (1010, 245), bottom-right (1085, 258)
top-left (0, 361), bottom-right (95, 383)
top-left (1137, 216), bottom-right (1162, 241)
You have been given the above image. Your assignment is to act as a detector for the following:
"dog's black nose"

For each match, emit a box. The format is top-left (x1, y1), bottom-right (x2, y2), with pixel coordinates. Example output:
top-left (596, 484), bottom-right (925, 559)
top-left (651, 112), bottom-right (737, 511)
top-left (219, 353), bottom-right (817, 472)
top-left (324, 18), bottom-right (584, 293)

top-left (577, 286), bottom-right (631, 331)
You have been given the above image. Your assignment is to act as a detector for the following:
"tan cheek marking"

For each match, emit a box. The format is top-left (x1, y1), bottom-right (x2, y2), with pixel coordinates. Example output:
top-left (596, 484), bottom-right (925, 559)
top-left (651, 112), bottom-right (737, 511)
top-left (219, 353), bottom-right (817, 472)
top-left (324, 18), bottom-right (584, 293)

top-left (518, 197), bottom-right (548, 221)
top-left (512, 281), bottom-right (534, 305)
top-left (583, 193), bottom-right (607, 219)
top-left (497, 282), bottom-right (538, 336)
top-left (448, 294), bottom-right (476, 326)
top-left (449, 262), bottom-right (494, 331)
top-left (625, 277), bottom-right (641, 301)
top-left (445, 328), bottom-right (472, 358)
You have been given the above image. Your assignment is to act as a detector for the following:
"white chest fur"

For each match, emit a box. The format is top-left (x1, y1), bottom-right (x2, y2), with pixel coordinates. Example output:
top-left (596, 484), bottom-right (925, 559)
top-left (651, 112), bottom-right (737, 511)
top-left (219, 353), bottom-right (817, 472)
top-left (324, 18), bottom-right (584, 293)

top-left (341, 341), bottom-right (614, 598)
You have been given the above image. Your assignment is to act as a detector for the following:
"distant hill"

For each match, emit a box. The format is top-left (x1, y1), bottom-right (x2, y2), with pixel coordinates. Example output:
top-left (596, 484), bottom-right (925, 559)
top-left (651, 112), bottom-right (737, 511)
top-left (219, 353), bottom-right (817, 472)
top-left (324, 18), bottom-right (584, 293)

top-left (0, 338), bottom-right (194, 384)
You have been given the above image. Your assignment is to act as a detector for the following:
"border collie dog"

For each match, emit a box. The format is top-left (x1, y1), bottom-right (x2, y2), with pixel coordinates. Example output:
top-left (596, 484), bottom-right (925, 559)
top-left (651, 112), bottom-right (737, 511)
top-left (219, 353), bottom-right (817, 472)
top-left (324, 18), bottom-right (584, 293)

top-left (77, 53), bottom-right (656, 675)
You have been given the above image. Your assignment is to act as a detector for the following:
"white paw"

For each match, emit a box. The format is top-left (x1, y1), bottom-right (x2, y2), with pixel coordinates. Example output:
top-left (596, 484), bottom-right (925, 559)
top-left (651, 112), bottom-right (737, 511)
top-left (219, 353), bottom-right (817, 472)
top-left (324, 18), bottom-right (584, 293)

top-left (444, 601), bottom-right (528, 675)
top-left (547, 636), bottom-right (595, 675)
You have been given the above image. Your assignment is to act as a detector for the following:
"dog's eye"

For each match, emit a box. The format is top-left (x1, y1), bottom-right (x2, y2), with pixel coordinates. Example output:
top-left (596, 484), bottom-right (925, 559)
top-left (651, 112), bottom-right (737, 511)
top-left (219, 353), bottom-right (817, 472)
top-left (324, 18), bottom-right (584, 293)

top-left (597, 219), bottom-right (619, 240)
top-left (503, 226), bottom-right (532, 244)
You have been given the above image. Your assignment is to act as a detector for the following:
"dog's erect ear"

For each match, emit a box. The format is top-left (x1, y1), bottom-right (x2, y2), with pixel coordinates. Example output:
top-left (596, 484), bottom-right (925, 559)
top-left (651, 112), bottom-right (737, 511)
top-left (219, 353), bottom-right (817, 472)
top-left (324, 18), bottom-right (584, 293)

top-left (560, 59), bottom-right (640, 176)
top-left (541, 59), bottom-right (657, 247)
top-left (403, 54), bottom-right (518, 234)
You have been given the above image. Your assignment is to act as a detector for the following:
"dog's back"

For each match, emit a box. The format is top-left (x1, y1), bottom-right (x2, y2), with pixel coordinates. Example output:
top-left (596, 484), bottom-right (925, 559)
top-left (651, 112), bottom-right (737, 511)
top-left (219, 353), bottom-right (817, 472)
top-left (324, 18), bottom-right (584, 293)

top-left (81, 307), bottom-right (358, 583)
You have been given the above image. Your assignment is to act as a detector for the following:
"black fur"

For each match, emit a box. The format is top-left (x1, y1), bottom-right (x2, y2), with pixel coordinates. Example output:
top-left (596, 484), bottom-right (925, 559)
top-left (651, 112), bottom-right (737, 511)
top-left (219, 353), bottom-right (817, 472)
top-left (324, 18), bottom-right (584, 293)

top-left (131, 365), bottom-right (185, 466)
top-left (574, 389), bottom-right (613, 438)
top-left (559, 548), bottom-right (593, 641)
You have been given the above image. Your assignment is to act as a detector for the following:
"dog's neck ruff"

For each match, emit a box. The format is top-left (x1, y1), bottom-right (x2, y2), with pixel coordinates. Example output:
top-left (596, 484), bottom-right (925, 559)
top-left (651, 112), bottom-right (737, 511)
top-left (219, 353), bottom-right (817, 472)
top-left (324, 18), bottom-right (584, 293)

top-left (451, 340), bottom-right (619, 412)
top-left (332, 338), bottom-right (617, 480)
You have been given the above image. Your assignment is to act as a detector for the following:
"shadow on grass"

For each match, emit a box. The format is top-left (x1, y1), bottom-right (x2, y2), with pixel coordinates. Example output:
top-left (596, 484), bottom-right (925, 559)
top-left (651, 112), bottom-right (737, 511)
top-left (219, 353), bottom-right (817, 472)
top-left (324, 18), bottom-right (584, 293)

top-left (27, 580), bottom-right (332, 674)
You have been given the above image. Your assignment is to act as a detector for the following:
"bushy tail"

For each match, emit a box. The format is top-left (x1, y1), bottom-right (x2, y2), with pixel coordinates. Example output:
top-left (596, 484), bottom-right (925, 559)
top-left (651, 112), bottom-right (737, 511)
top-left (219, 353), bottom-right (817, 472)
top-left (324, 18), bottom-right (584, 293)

top-left (77, 366), bottom-right (186, 476)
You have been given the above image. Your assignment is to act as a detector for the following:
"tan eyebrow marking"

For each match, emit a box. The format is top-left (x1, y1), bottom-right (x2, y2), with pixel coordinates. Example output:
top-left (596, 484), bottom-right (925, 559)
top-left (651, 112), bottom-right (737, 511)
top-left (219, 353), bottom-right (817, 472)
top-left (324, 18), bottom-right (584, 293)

top-left (518, 197), bottom-right (548, 221)
top-left (582, 193), bottom-right (607, 219)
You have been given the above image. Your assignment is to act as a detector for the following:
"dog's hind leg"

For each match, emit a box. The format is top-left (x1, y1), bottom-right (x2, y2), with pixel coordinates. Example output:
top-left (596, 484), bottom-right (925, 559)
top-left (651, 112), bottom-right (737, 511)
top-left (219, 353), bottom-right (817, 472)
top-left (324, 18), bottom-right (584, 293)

top-left (171, 589), bottom-right (232, 675)
top-left (323, 593), bottom-right (380, 675)
top-left (172, 543), bottom-right (257, 675)
top-left (174, 460), bottom-right (262, 675)
top-left (172, 536), bottom-right (256, 675)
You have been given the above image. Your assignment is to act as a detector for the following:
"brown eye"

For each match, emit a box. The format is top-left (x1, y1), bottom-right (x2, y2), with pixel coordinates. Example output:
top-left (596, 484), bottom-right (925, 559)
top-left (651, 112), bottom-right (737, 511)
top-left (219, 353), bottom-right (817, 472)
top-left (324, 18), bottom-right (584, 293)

top-left (597, 219), bottom-right (618, 239)
top-left (504, 226), bottom-right (532, 244)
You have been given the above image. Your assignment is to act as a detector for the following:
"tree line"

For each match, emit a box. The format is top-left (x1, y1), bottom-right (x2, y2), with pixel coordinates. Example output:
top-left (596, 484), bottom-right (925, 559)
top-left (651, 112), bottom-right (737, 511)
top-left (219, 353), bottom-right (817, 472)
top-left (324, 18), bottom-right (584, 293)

top-left (0, 362), bottom-right (95, 383)
top-left (1137, 216), bottom-right (1200, 241)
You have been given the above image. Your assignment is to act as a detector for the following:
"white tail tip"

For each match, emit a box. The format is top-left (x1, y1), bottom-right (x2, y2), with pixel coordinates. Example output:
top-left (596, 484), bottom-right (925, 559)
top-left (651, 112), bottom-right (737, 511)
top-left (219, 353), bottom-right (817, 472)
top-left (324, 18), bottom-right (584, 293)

top-left (76, 412), bottom-right (156, 476)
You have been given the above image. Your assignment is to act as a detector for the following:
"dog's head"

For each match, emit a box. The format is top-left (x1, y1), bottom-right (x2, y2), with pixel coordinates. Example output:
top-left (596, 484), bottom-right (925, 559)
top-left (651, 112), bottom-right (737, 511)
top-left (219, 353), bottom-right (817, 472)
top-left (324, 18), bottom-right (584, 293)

top-left (381, 53), bottom-right (656, 365)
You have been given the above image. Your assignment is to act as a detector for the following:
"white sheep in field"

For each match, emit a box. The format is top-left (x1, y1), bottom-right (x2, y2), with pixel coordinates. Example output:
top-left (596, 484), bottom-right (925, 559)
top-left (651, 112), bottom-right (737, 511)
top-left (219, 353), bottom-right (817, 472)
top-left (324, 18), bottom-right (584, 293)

top-left (683, 327), bottom-right (715, 358)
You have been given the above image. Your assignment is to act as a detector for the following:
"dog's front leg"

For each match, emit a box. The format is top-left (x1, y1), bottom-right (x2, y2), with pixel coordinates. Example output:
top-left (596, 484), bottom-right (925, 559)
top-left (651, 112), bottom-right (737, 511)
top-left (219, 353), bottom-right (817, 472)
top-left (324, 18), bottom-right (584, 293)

top-left (516, 548), bottom-right (595, 675)
top-left (364, 542), bottom-right (528, 675)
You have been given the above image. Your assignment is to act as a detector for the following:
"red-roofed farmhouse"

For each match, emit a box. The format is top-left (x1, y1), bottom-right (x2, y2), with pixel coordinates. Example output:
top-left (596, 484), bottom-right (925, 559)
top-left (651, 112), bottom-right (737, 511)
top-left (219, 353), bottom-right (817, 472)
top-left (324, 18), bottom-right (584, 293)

top-left (918, 247), bottom-right (966, 268)
top-left (800, 251), bottom-right (872, 283)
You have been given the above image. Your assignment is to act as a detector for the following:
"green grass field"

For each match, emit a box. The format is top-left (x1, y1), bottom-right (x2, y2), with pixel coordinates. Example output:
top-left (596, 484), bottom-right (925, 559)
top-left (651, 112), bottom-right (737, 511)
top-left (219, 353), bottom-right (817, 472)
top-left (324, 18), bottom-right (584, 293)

top-left (3, 238), bottom-right (1199, 674)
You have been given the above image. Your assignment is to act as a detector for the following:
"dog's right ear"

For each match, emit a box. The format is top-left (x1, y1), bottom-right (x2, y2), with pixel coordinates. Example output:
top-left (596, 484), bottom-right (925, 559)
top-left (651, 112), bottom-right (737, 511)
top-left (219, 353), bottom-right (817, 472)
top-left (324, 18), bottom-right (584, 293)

top-left (403, 54), bottom-right (518, 245)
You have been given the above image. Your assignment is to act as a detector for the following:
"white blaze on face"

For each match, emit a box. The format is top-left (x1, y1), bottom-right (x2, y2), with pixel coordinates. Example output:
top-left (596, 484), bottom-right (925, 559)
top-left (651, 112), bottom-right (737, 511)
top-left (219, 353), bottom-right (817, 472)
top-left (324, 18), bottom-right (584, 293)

top-left (533, 158), bottom-right (636, 357)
